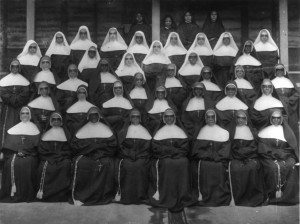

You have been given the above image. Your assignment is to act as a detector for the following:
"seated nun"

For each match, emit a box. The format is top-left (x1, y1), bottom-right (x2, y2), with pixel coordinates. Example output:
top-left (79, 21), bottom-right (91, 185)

top-left (178, 51), bottom-right (204, 88)
top-left (164, 32), bottom-right (187, 69)
top-left (78, 45), bottom-right (101, 83)
top-left (258, 109), bottom-right (299, 205)
top-left (101, 80), bottom-right (133, 133)
top-left (69, 25), bottom-right (97, 65)
top-left (56, 64), bottom-right (88, 112)
top-left (142, 40), bottom-right (171, 90)
top-left (115, 109), bottom-right (152, 204)
top-left (100, 27), bottom-right (128, 70)
top-left (115, 52), bottom-right (145, 93)
top-left (188, 32), bottom-right (213, 67)
top-left (233, 40), bottom-right (263, 92)
top-left (191, 109), bottom-right (231, 206)
top-left (17, 40), bottom-right (42, 81)
top-left (45, 31), bottom-right (71, 81)
top-left (70, 107), bottom-right (117, 206)
top-left (213, 32), bottom-right (238, 90)
top-left (126, 31), bottom-right (150, 66)
top-left (254, 29), bottom-right (279, 79)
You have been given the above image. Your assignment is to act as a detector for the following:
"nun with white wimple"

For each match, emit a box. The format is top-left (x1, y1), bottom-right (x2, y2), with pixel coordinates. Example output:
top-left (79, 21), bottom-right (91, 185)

top-left (0, 106), bottom-right (40, 202)
top-left (127, 31), bottom-right (150, 66)
top-left (115, 108), bottom-right (152, 204)
top-left (178, 51), bottom-right (204, 88)
top-left (254, 29), bottom-right (279, 79)
top-left (115, 52), bottom-right (145, 93)
top-left (78, 45), bottom-right (101, 83)
top-left (45, 32), bottom-right (71, 81)
top-left (0, 59), bottom-right (31, 153)
top-left (70, 26), bottom-right (97, 65)
top-left (234, 65), bottom-right (257, 107)
top-left (56, 64), bottom-right (88, 112)
top-left (213, 32), bottom-right (238, 90)
top-left (28, 81), bottom-right (59, 133)
top-left (258, 109), bottom-right (299, 205)
top-left (70, 106), bottom-right (117, 206)
top-left (37, 112), bottom-right (72, 202)
top-left (142, 40), bottom-right (171, 90)
top-left (215, 81), bottom-right (248, 138)
top-left (188, 32), bottom-right (213, 66)
top-left (272, 64), bottom-right (299, 140)
top-left (149, 108), bottom-right (196, 214)
top-left (233, 40), bottom-right (263, 92)
top-left (191, 109), bottom-right (231, 206)
top-left (101, 80), bottom-right (133, 133)
top-left (250, 79), bottom-right (285, 131)
top-left (164, 32), bottom-right (187, 70)
top-left (100, 27), bottom-right (128, 70)
top-left (17, 40), bottom-right (42, 81)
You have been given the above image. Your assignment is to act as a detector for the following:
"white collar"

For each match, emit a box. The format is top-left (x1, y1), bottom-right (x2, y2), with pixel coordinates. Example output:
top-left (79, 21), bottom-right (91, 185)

top-left (201, 80), bottom-right (221, 91)
top-left (42, 127), bottom-right (67, 142)
top-left (102, 96), bottom-right (133, 109)
top-left (254, 95), bottom-right (283, 111)
top-left (197, 125), bottom-right (229, 142)
top-left (272, 76), bottom-right (294, 89)
top-left (142, 54), bottom-right (171, 65)
top-left (216, 96), bottom-right (248, 111)
top-left (234, 78), bottom-right (253, 89)
top-left (148, 99), bottom-right (170, 114)
top-left (178, 52), bottom-right (204, 76)
top-left (188, 33), bottom-right (213, 56)
top-left (45, 32), bottom-right (71, 56)
top-left (76, 122), bottom-right (113, 139)
top-left (129, 87), bottom-right (148, 99)
top-left (254, 42), bottom-right (278, 52)
top-left (0, 73), bottom-right (30, 87)
top-left (258, 125), bottom-right (286, 142)
top-left (18, 54), bottom-right (41, 66)
top-left (33, 70), bottom-right (56, 85)
top-left (165, 77), bottom-right (183, 88)
top-left (70, 39), bottom-right (97, 51)
top-left (235, 54), bottom-right (261, 66)
top-left (153, 124), bottom-right (187, 140)
top-left (7, 121), bottom-right (40, 135)
top-left (57, 78), bottom-right (88, 91)
top-left (126, 124), bottom-right (152, 140)
top-left (100, 72), bottom-right (118, 83)
top-left (127, 31), bottom-right (150, 54)
top-left (78, 50), bottom-right (100, 72)
top-left (28, 96), bottom-right (55, 111)
top-left (101, 41), bottom-right (127, 52)
top-left (234, 126), bottom-right (254, 140)
top-left (213, 45), bottom-right (238, 57)
top-left (66, 100), bottom-right (95, 113)
top-left (115, 54), bottom-right (144, 77)
top-left (186, 97), bottom-right (205, 111)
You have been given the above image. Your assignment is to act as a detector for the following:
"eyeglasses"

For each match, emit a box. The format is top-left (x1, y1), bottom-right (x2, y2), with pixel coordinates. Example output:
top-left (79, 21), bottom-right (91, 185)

top-left (69, 69), bottom-right (77, 72)
top-left (11, 65), bottom-right (19, 68)
top-left (29, 46), bottom-right (37, 49)
top-left (164, 115), bottom-right (175, 118)
top-left (131, 115), bottom-right (140, 118)
top-left (80, 32), bottom-right (87, 35)
top-left (56, 36), bottom-right (63, 39)
top-left (40, 87), bottom-right (49, 90)
top-left (206, 115), bottom-right (215, 119)
top-left (262, 85), bottom-right (272, 88)
top-left (237, 116), bottom-right (246, 119)
top-left (42, 61), bottom-right (50, 64)
top-left (260, 34), bottom-right (268, 37)
top-left (51, 118), bottom-right (61, 121)
top-left (271, 116), bottom-right (281, 120)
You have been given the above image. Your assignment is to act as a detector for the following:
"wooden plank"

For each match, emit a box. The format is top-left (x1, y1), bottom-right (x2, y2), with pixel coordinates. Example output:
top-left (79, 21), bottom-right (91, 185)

top-left (152, 0), bottom-right (160, 41)
top-left (26, 0), bottom-right (35, 40)
top-left (279, 0), bottom-right (288, 68)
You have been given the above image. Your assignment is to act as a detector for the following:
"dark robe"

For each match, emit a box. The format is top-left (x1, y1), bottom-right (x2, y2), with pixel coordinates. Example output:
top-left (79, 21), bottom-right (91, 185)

top-left (256, 51), bottom-right (279, 79)
top-left (160, 27), bottom-right (176, 46)
top-left (126, 23), bottom-right (152, 46)
top-left (177, 23), bottom-right (201, 50)
top-left (168, 55), bottom-right (186, 72)
top-left (78, 67), bottom-right (99, 84)
top-left (199, 56), bottom-right (213, 67)
top-left (70, 50), bottom-right (85, 66)
top-left (202, 17), bottom-right (225, 49)
top-left (0, 131), bottom-right (40, 202)
top-left (50, 54), bottom-right (71, 82)
top-left (56, 89), bottom-right (77, 113)
top-left (213, 56), bottom-right (235, 90)
top-left (37, 127), bottom-right (72, 202)
top-left (66, 112), bottom-right (88, 136)
top-left (100, 50), bottom-right (126, 71)
top-left (70, 129), bottom-right (118, 205)
top-left (20, 65), bottom-right (40, 83)
top-left (142, 63), bottom-right (168, 91)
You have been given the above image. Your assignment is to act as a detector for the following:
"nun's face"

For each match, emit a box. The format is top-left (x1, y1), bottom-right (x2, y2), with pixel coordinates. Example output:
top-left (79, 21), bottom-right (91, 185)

top-left (55, 33), bottom-right (64, 44)
top-left (222, 36), bottom-right (230, 46)
top-left (164, 17), bottom-right (172, 28)
top-left (130, 114), bottom-right (140, 125)
top-left (68, 65), bottom-right (78, 79)
top-left (100, 63), bottom-right (109, 72)
top-left (275, 68), bottom-right (284, 77)
top-left (170, 34), bottom-right (178, 46)
top-left (88, 48), bottom-right (97, 59)
top-left (260, 31), bottom-right (269, 43)
top-left (205, 111), bottom-right (216, 126)
top-left (109, 30), bottom-right (117, 41)
top-left (271, 115), bottom-right (281, 126)
top-left (156, 90), bottom-right (165, 100)
top-left (11, 61), bottom-right (19, 74)
top-left (125, 54), bottom-right (134, 66)
top-left (236, 114), bottom-right (247, 126)
top-left (193, 87), bottom-right (203, 97)
top-left (40, 85), bottom-right (49, 97)
top-left (244, 44), bottom-right (251, 54)
top-left (262, 82), bottom-right (272, 95)
top-left (79, 29), bottom-right (88, 40)
top-left (134, 74), bottom-right (144, 87)
top-left (28, 43), bottom-right (37, 55)
top-left (197, 36), bottom-right (205, 45)
top-left (202, 69), bottom-right (212, 80)
top-left (210, 11), bottom-right (218, 22)
top-left (20, 108), bottom-right (30, 122)
top-left (89, 113), bottom-right (99, 123)
top-left (184, 12), bottom-right (192, 23)
top-left (153, 42), bottom-right (161, 54)
top-left (136, 13), bottom-right (143, 23)
top-left (41, 58), bottom-right (51, 70)
top-left (166, 65), bottom-right (176, 77)
top-left (226, 86), bottom-right (236, 98)
top-left (135, 35), bottom-right (143, 44)
top-left (77, 89), bottom-right (87, 101)
top-left (51, 115), bottom-right (62, 127)
top-left (164, 113), bottom-right (175, 125)
top-left (188, 54), bottom-right (197, 65)
top-left (235, 68), bottom-right (245, 78)
top-left (113, 84), bottom-right (123, 96)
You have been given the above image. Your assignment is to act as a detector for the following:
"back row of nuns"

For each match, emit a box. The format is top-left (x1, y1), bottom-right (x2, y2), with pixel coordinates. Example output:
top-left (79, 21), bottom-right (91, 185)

top-left (0, 24), bottom-right (298, 217)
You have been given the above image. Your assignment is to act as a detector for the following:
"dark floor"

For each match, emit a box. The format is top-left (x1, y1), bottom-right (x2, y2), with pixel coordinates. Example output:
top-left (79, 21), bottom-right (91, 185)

top-left (0, 202), bottom-right (299, 224)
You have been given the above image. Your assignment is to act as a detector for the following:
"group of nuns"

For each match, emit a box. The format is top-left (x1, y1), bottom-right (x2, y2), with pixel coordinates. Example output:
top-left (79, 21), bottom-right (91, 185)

top-left (0, 18), bottom-right (299, 216)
